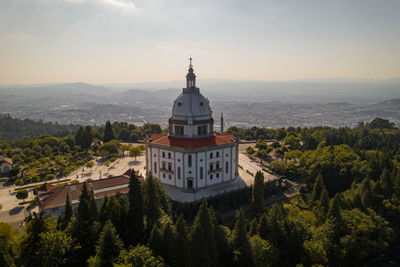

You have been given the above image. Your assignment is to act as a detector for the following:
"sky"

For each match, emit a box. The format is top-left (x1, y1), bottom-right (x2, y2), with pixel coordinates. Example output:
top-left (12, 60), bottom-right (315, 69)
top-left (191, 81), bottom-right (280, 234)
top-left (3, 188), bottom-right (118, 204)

top-left (0, 0), bottom-right (399, 84)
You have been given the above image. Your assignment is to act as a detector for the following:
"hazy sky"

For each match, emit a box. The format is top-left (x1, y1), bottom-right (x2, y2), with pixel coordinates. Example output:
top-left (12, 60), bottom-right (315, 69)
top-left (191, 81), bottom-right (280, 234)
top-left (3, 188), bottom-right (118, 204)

top-left (0, 0), bottom-right (399, 84)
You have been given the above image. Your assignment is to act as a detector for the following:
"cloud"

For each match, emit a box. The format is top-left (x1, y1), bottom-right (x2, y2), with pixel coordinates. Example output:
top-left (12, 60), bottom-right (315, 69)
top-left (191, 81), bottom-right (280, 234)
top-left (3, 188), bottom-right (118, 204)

top-left (100, 0), bottom-right (135, 10)
top-left (63, 0), bottom-right (136, 10)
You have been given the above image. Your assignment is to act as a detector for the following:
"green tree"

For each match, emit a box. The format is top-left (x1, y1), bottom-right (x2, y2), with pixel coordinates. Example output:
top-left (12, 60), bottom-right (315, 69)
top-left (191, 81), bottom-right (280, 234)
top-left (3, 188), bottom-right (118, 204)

top-left (250, 235), bottom-right (276, 267)
top-left (188, 200), bottom-right (217, 267)
top-left (89, 220), bottom-right (124, 267)
top-left (129, 146), bottom-right (143, 161)
top-left (246, 146), bottom-right (255, 156)
top-left (103, 121), bottom-right (115, 143)
top-left (143, 174), bottom-right (163, 229)
top-left (126, 170), bottom-right (144, 246)
top-left (118, 128), bottom-right (130, 141)
top-left (379, 168), bottom-right (393, 197)
top-left (0, 222), bottom-right (19, 267)
top-left (38, 230), bottom-right (76, 267)
top-left (71, 182), bottom-right (99, 261)
top-left (115, 245), bottom-right (164, 267)
top-left (174, 214), bottom-right (190, 267)
top-left (61, 193), bottom-right (73, 230)
top-left (16, 189), bottom-right (28, 201)
top-left (310, 173), bottom-right (324, 204)
top-left (230, 209), bottom-right (253, 267)
top-left (251, 171), bottom-right (264, 215)
top-left (20, 213), bottom-right (50, 267)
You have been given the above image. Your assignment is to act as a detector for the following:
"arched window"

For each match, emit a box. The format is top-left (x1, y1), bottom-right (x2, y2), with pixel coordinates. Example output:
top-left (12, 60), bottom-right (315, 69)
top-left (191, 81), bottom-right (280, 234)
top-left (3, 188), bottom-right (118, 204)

top-left (200, 167), bottom-right (203, 179)
top-left (178, 167), bottom-right (181, 179)
top-left (225, 162), bottom-right (229, 173)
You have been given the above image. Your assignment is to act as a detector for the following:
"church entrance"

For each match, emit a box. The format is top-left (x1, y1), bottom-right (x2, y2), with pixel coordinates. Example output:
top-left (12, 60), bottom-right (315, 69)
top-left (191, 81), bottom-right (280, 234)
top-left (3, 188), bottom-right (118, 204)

top-left (187, 178), bottom-right (194, 191)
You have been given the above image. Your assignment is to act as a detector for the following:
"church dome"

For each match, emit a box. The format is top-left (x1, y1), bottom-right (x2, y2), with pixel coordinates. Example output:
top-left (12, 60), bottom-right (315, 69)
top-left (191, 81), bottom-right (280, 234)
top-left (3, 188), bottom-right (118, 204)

top-left (169, 59), bottom-right (214, 138)
top-left (171, 59), bottom-right (212, 121)
top-left (172, 91), bottom-right (211, 120)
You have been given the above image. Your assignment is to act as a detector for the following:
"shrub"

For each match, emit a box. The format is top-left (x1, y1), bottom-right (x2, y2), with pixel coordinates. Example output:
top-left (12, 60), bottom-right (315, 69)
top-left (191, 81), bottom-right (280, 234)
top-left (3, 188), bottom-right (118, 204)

top-left (15, 179), bottom-right (24, 186)
top-left (16, 189), bottom-right (28, 200)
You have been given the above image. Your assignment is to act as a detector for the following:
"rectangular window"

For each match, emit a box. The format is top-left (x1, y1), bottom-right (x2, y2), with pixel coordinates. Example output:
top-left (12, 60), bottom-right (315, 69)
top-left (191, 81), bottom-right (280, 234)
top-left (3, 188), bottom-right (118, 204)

top-left (162, 162), bottom-right (166, 169)
top-left (216, 173), bottom-right (219, 178)
top-left (175, 126), bottom-right (184, 136)
top-left (225, 162), bottom-right (229, 173)
top-left (168, 164), bottom-right (172, 171)
top-left (210, 163), bottom-right (213, 171)
top-left (162, 152), bottom-right (165, 158)
top-left (168, 152), bottom-right (171, 159)
top-left (200, 167), bottom-right (203, 179)
top-left (216, 151), bottom-right (219, 158)
top-left (168, 174), bottom-right (171, 180)
top-left (178, 167), bottom-right (181, 179)
top-left (210, 174), bottom-right (213, 180)
top-left (188, 155), bottom-right (192, 167)
top-left (210, 152), bottom-right (213, 159)
top-left (216, 162), bottom-right (220, 170)
top-left (163, 173), bottom-right (166, 178)
top-left (154, 162), bottom-right (157, 174)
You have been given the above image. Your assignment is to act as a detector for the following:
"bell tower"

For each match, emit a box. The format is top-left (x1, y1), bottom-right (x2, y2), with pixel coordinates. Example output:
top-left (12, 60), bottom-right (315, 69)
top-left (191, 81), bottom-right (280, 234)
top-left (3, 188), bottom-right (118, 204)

top-left (186, 57), bottom-right (196, 88)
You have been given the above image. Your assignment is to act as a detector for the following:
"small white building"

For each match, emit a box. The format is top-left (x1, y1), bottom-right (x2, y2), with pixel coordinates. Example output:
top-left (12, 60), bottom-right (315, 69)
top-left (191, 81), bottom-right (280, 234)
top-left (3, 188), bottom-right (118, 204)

top-left (146, 59), bottom-right (239, 191)
top-left (0, 150), bottom-right (13, 174)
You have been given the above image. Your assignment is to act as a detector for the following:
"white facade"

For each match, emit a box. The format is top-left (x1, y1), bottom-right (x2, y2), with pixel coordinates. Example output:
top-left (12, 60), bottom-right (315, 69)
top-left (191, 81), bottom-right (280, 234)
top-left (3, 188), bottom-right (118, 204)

top-left (146, 144), bottom-right (237, 191)
top-left (146, 60), bottom-right (239, 191)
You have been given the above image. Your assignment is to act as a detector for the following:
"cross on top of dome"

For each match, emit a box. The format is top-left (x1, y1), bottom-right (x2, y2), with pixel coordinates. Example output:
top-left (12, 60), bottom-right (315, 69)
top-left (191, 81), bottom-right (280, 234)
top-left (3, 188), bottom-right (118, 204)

top-left (186, 57), bottom-right (196, 88)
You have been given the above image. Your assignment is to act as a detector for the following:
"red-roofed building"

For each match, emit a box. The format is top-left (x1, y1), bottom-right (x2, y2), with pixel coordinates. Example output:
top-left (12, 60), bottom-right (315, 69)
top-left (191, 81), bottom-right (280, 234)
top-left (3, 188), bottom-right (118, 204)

top-left (146, 60), bottom-right (239, 191)
top-left (39, 170), bottom-right (141, 217)
top-left (0, 149), bottom-right (13, 174)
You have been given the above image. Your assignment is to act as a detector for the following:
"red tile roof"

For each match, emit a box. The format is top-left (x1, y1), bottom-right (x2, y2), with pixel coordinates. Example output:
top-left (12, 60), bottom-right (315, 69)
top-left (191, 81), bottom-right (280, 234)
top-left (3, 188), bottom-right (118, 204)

top-left (39, 171), bottom-right (133, 211)
top-left (37, 183), bottom-right (55, 193)
top-left (148, 133), bottom-right (235, 149)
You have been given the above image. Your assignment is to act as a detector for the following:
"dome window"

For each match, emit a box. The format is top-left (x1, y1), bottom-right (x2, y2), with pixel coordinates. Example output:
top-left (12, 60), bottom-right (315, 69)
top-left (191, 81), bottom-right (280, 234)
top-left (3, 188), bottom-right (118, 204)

top-left (178, 102), bottom-right (182, 106)
top-left (200, 102), bottom-right (203, 106)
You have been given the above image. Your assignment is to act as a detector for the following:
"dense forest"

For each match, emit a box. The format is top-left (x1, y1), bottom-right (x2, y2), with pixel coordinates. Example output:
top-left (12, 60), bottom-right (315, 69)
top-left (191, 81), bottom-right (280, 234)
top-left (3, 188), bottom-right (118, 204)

top-left (1, 117), bottom-right (400, 266)
top-left (0, 115), bottom-right (80, 141)
top-left (0, 120), bottom-right (163, 184)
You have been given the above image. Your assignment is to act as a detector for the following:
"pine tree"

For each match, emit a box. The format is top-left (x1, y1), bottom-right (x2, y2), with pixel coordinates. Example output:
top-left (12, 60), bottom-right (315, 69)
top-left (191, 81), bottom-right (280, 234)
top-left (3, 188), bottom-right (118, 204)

top-left (328, 194), bottom-right (341, 219)
top-left (174, 214), bottom-right (190, 267)
top-left (251, 171), bottom-right (265, 215)
top-left (257, 213), bottom-right (269, 240)
top-left (319, 187), bottom-right (330, 215)
top-left (215, 224), bottom-right (233, 266)
top-left (380, 168), bottom-right (393, 197)
top-left (143, 174), bottom-right (162, 230)
top-left (147, 223), bottom-right (163, 256)
top-left (189, 200), bottom-right (217, 267)
top-left (126, 170), bottom-right (144, 246)
top-left (103, 121), bottom-right (115, 143)
top-left (72, 182), bottom-right (99, 261)
top-left (230, 209), bottom-right (253, 267)
top-left (160, 222), bottom-right (176, 266)
top-left (310, 173), bottom-right (324, 204)
top-left (89, 189), bottom-right (99, 222)
top-left (90, 220), bottom-right (123, 267)
top-left (20, 213), bottom-right (48, 267)
top-left (61, 193), bottom-right (73, 230)
top-left (77, 182), bottom-right (91, 221)
top-left (248, 218), bottom-right (258, 237)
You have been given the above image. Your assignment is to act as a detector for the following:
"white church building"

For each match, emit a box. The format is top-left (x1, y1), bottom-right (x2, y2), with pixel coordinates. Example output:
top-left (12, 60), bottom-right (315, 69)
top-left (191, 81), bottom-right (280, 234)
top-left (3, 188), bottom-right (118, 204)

top-left (146, 59), bottom-right (239, 191)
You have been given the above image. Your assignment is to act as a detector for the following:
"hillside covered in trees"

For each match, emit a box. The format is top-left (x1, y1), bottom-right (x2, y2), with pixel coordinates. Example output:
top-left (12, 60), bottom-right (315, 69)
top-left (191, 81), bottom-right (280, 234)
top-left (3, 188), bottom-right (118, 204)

top-left (0, 114), bottom-right (80, 141)
top-left (1, 117), bottom-right (400, 266)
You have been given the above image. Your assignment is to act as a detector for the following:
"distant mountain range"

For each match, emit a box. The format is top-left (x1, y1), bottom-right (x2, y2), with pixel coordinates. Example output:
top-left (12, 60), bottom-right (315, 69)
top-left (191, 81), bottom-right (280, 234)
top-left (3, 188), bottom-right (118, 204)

top-left (0, 79), bottom-right (399, 127)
